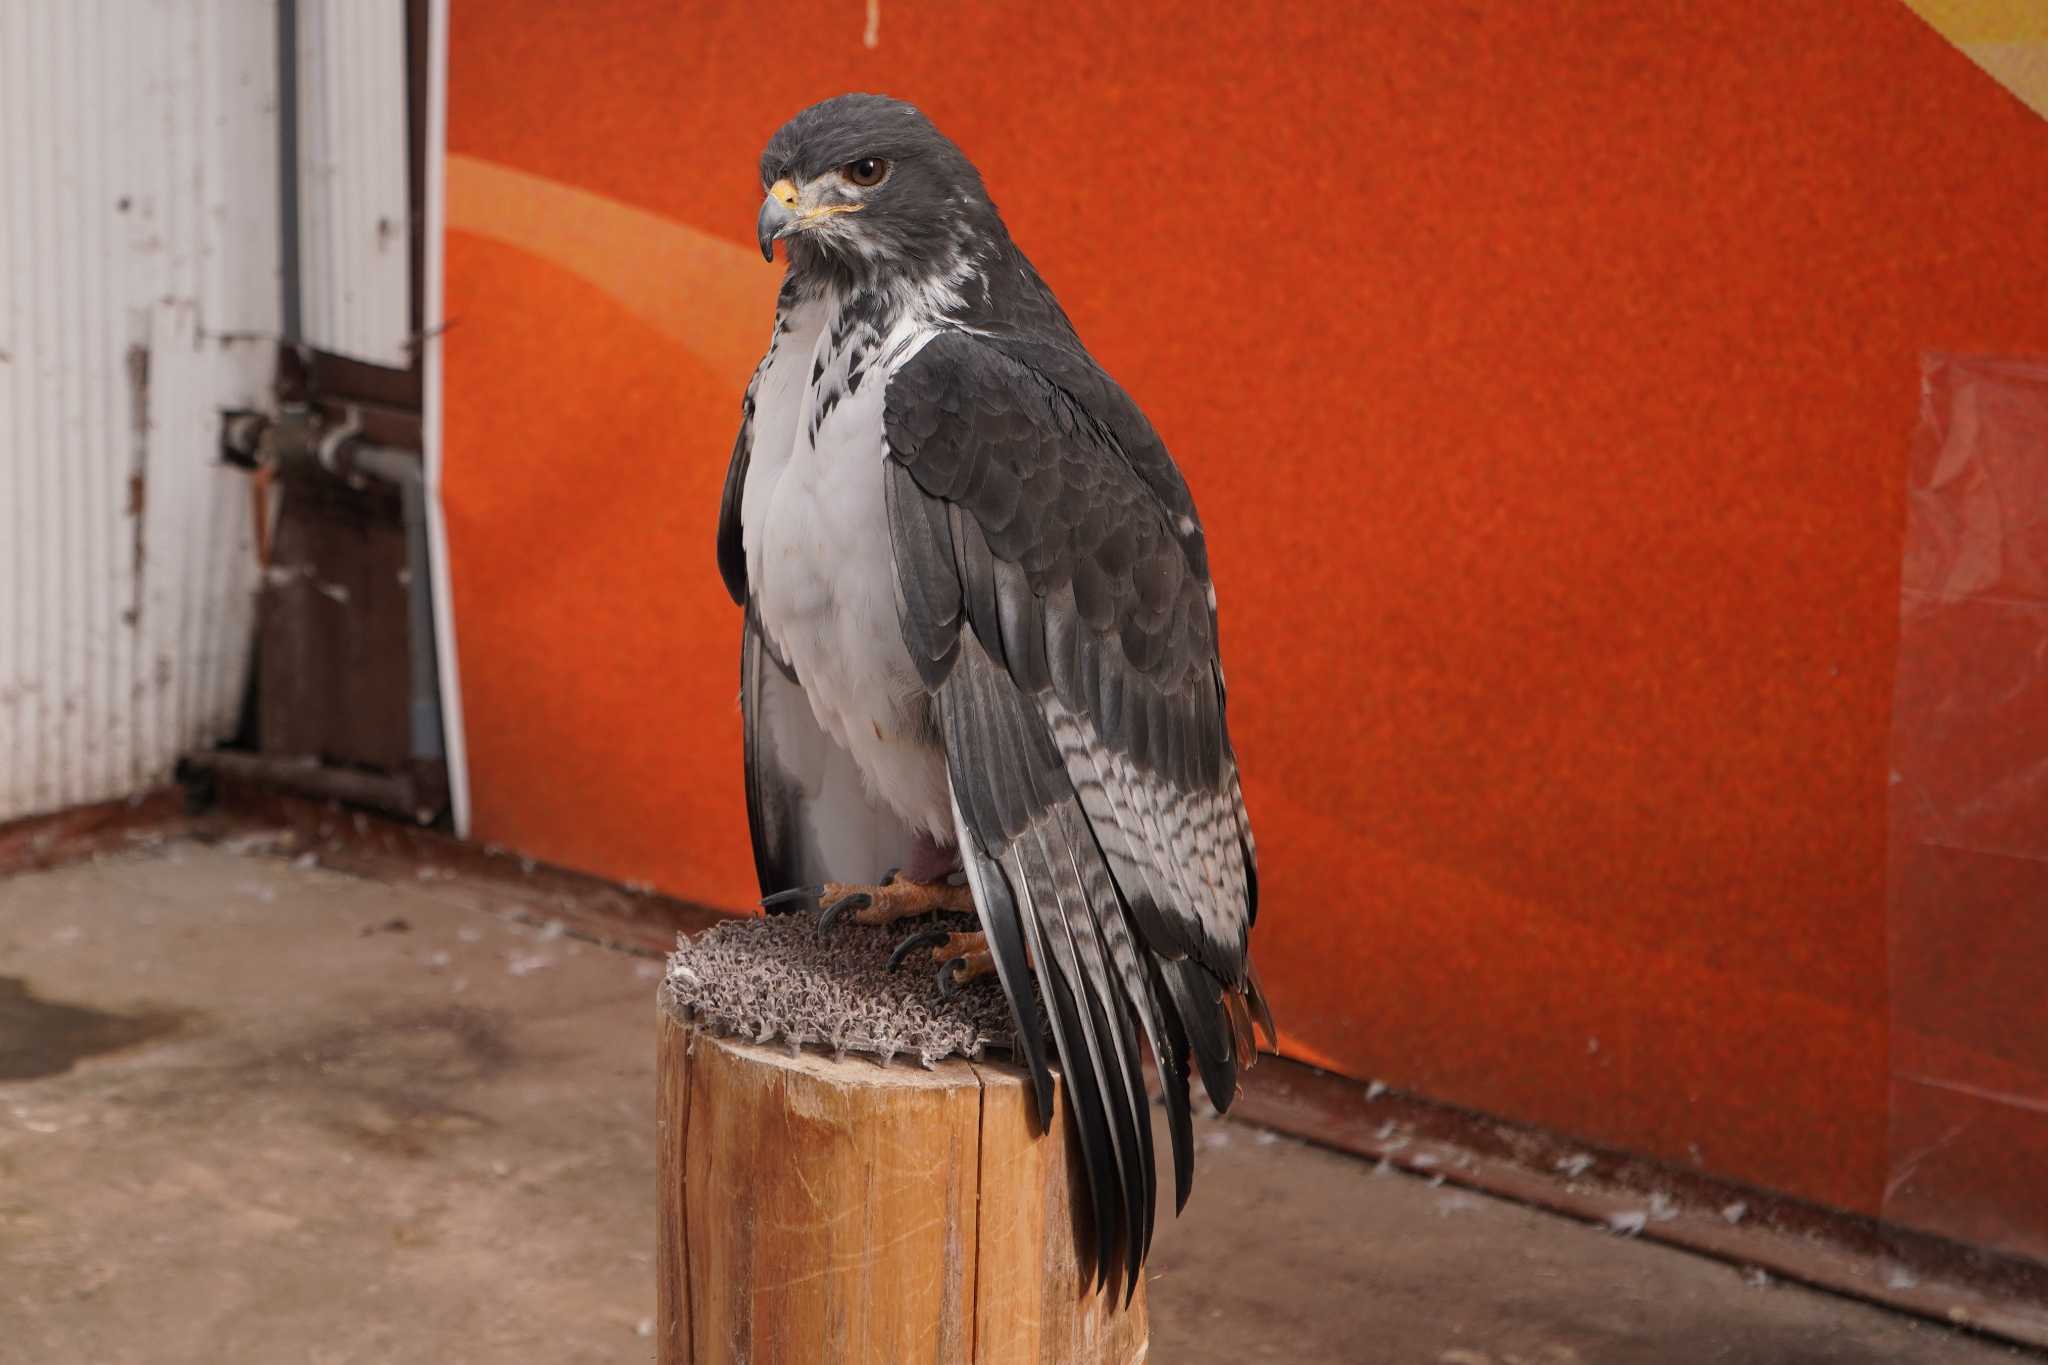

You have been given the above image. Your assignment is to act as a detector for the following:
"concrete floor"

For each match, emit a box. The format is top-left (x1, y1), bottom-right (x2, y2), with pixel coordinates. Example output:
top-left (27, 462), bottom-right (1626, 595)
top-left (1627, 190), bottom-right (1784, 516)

top-left (0, 840), bottom-right (2031, 1365)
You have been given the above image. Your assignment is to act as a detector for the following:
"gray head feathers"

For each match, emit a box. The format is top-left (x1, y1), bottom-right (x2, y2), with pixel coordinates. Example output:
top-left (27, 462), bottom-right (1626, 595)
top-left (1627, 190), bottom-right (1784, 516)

top-left (757, 94), bottom-right (1005, 288)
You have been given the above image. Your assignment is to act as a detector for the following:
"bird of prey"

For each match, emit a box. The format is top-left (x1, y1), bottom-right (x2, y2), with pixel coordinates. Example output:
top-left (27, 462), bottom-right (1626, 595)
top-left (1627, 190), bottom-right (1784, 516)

top-left (720, 93), bottom-right (1273, 1294)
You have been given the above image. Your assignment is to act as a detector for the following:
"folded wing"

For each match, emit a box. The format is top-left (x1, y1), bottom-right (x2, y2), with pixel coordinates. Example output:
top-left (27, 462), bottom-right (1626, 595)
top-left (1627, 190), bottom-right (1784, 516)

top-left (883, 330), bottom-right (1272, 1298)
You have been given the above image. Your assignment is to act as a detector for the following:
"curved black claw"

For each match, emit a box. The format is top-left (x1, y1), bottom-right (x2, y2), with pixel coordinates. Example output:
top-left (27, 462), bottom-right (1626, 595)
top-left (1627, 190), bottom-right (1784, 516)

top-left (761, 884), bottom-right (824, 915)
top-left (814, 891), bottom-right (874, 936)
top-left (878, 866), bottom-right (902, 886)
top-left (935, 956), bottom-right (969, 1000)
top-left (886, 927), bottom-right (951, 973)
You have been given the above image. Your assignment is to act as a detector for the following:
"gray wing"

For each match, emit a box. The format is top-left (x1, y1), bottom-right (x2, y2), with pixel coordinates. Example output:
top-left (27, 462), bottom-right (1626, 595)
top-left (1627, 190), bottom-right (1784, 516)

top-left (739, 608), bottom-right (918, 895)
top-left (883, 330), bottom-right (1272, 1296)
top-left (717, 381), bottom-right (754, 607)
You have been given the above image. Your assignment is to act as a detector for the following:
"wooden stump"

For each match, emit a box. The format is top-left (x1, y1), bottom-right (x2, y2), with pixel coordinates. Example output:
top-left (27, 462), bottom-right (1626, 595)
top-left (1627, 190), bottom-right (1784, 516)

top-left (657, 1004), bottom-right (1149, 1365)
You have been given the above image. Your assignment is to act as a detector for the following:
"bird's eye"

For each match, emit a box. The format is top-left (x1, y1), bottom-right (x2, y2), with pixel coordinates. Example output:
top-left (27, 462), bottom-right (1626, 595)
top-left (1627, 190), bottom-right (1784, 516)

top-left (842, 157), bottom-right (888, 188)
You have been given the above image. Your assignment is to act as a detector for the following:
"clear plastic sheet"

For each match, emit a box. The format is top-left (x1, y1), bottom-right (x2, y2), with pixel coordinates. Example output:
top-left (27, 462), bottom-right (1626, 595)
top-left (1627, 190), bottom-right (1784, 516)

top-left (1885, 354), bottom-right (2048, 1257)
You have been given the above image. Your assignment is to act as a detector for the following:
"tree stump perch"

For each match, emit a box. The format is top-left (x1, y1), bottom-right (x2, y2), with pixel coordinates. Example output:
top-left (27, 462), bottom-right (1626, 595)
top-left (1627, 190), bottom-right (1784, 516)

top-left (657, 1001), bottom-right (1149, 1364)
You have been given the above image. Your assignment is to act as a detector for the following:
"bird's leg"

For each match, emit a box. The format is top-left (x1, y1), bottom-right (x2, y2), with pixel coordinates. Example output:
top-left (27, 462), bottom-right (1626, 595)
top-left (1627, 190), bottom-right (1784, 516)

top-left (760, 875), bottom-right (975, 929)
top-left (760, 831), bottom-right (1002, 997)
top-left (760, 830), bottom-right (974, 930)
top-left (894, 828), bottom-right (964, 885)
top-left (883, 926), bottom-right (1001, 998)
top-left (932, 932), bottom-right (996, 997)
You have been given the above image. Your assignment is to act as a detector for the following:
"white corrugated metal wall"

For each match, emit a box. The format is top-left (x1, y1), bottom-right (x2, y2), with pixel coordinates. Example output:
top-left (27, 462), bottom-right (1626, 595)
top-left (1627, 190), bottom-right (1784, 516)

top-left (0, 0), bottom-right (280, 822)
top-left (296, 0), bottom-right (412, 367)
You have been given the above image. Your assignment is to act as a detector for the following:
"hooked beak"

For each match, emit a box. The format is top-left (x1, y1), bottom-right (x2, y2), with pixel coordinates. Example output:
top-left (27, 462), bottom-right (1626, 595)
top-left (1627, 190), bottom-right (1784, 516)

top-left (757, 178), bottom-right (800, 261)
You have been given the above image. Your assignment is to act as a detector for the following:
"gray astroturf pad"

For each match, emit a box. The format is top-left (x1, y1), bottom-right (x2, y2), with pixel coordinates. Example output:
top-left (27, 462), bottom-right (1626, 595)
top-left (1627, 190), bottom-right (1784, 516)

top-left (663, 911), bottom-right (1035, 1066)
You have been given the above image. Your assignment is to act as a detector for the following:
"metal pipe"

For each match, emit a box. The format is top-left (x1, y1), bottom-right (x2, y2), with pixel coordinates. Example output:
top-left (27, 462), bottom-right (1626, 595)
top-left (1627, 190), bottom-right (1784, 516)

top-left (183, 750), bottom-right (422, 820)
top-left (277, 0), bottom-right (302, 345)
top-left (336, 441), bottom-right (446, 765)
top-left (214, 402), bottom-right (451, 777)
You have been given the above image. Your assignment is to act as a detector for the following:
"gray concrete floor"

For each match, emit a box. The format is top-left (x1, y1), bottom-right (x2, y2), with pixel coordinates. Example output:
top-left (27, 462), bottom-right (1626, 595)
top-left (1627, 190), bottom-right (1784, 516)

top-left (0, 841), bottom-right (2030, 1364)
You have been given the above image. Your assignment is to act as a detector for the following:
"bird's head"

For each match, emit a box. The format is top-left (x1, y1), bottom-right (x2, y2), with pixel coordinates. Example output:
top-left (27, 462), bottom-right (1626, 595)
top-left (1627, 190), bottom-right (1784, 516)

top-left (755, 94), bottom-right (995, 285)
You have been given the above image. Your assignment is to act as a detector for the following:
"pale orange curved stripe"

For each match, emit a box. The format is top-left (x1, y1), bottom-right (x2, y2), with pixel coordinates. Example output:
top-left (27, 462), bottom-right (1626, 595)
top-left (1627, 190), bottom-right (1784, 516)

top-left (445, 152), bottom-right (780, 385)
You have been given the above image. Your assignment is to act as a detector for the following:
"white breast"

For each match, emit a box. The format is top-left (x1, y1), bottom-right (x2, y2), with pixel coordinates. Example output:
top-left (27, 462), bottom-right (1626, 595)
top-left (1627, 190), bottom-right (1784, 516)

top-left (741, 294), bottom-right (953, 843)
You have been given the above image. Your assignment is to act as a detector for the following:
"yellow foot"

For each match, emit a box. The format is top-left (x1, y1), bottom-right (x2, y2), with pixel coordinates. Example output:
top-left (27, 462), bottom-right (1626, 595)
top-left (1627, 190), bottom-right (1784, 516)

top-left (933, 931), bottom-right (996, 997)
top-left (882, 928), bottom-right (996, 998)
top-left (760, 875), bottom-right (975, 930)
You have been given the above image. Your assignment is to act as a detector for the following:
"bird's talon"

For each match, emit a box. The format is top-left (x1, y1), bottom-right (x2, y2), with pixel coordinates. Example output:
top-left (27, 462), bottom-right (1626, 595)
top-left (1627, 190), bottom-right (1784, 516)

top-left (879, 866), bottom-right (901, 886)
top-left (886, 927), bottom-right (952, 972)
top-left (814, 890), bottom-right (874, 935)
top-left (935, 956), bottom-right (969, 1000)
top-left (762, 883), bottom-right (824, 914)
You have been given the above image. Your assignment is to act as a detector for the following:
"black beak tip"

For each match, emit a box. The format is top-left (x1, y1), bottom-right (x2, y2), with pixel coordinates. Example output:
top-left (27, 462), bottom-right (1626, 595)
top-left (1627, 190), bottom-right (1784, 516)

top-left (757, 197), bottom-right (793, 264)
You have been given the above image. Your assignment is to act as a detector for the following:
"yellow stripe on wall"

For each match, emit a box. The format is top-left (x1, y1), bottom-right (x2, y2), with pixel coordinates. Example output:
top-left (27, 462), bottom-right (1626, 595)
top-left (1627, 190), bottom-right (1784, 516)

top-left (1900, 0), bottom-right (2048, 118)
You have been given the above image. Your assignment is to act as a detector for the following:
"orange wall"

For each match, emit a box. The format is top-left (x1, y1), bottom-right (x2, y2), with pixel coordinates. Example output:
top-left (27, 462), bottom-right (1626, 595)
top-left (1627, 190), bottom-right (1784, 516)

top-left (443, 1), bottom-right (2048, 1231)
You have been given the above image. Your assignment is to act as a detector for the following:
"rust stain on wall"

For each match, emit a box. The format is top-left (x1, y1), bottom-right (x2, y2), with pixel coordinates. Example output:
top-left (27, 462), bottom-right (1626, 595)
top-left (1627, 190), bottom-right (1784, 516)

top-left (123, 342), bottom-right (151, 629)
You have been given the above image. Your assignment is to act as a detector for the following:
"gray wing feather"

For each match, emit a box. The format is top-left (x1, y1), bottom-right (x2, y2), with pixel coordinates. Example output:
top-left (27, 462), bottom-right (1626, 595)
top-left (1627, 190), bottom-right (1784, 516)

top-left (939, 638), bottom-right (1151, 1290)
top-left (717, 397), bottom-right (753, 606)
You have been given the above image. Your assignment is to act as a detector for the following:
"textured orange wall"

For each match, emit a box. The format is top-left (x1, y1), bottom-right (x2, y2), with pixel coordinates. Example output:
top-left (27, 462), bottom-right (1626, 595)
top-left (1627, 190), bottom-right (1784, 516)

top-left (443, 1), bottom-right (2048, 1221)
